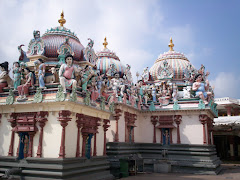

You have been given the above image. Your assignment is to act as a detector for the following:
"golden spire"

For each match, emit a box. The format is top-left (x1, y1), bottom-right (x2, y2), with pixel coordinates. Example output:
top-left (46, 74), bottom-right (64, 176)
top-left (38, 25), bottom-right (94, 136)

top-left (58, 10), bottom-right (66, 27)
top-left (168, 37), bottom-right (174, 51)
top-left (103, 37), bottom-right (108, 49)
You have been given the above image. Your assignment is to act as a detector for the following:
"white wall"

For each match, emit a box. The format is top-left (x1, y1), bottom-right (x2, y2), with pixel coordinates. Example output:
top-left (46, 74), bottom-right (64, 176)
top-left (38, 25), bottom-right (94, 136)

top-left (0, 114), bottom-right (12, 156)
top-left (97, 120), bottom-right (104, 156)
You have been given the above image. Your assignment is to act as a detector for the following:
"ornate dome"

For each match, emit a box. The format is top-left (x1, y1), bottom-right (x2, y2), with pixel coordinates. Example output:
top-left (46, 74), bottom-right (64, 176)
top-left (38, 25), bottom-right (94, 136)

top-left (96, 37), bottom-right (126, 77)
top-left (27, 11), bottom-right (85, 62)
top-left (149, 38), bottom-right (195, 82)
top-left (41, 26), bottom-right (84, 61)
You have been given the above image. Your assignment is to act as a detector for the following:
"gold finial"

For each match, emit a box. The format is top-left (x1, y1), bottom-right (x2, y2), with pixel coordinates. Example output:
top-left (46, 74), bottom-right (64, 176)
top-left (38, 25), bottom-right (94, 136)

top-left (58, 10), bottom-right (66, 27)
top-left (168, 37), bottom-right (174, 51)
top-left (103, 37), bottom-right (108, 49)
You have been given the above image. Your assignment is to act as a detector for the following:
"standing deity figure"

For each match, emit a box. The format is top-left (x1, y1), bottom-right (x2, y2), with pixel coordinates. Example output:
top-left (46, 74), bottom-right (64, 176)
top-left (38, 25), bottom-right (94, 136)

top-left (34, 59), bottom-right (46, 88)
top-left (12, 62), bottom-right (22, 90)
top-left (17, 68), bottom-right (34, 101)
top-left (125, 64), bottom-right (133, 83)
top-left (151, 84), bottom-right (157, 102)
top-left (0, 61), bottom-right (13, 93)
top-left (192, 74), bottom-right (212, 102)
top-left (172, 83), bottom-right (178, 102)
top-left (111, 73), bottom-right (121, 98)
top-left (59, 53), bottom-right (78, 93)
top-left (141, 67), bottom-right (149, 83)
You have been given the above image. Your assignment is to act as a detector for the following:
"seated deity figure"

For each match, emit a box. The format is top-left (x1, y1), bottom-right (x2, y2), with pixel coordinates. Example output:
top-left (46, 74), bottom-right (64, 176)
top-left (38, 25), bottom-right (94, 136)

top-left (17, 68), bottom-right (34, 101)
top-left (158, 83), bottom-right (170, 106)
top-left (192, 74), bottom-right (212, 102)
top-left (59, 53), bottom-right (78, 93)
top-left (0, 61), bottom-right (13, 93)
top-left (13, 62), bottom-right (22, 90)
top-left (34, 59), bottom-right (46, 88)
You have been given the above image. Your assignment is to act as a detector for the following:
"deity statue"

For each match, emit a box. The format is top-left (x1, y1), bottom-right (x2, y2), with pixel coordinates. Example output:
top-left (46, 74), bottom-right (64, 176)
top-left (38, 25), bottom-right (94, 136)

top-left (17, 68), bottom-right (34, 101)
top-left (158, 83), bottom-right (170, 106)
top-left (106, 63), bottom-right (117, 77)
top-left (124, 64), bottom-right (133, 83)
top-left (141, 67), bottom-right (149, 83)
top-left (34, 59), bottom-right (46, 88)
top-left (81, 65), bottom-right (94, 92)
top-left (151, 84), bottom-right (157, 102)
top-left (192, 74), bottom-right (212, 102)
top-left (111, 73), bottom-right (121, 98)
top-left (12, 62), bottom-right (21, 90)
top-left (172, 83), bottom-right (178, 102)
top-left (84, 38), bottom-right (98, 65)
top-left (59, 53), bottom-right (78, 93)
top-left (0, 62), bottom-right (13, 92)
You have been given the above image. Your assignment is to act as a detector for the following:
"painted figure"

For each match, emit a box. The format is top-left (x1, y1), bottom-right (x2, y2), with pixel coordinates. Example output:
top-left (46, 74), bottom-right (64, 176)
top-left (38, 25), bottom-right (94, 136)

top-left (151, 84), bottom-right (157, 102)
top-left (172, 83), bottom-right (178, 102)
top-left (0, 61), bottom-right (12, 92)
top-left (13, 62), bottom-right (22, 90)
top-left (59, 53), bottom-right (78, 93)
top-left (34, 59), bottom-right (46, 88)
top-left (81, 65), bottom-right (94, 92)
top-left (192, 74), bottom-right (212, 102)
top-left (17, 68), bottom-right (34, 101)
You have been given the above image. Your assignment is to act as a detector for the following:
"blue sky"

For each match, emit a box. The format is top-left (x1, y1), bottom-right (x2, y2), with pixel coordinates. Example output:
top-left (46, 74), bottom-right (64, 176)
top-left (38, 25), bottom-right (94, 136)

top-left (0, 0), bottom-right (239, 98)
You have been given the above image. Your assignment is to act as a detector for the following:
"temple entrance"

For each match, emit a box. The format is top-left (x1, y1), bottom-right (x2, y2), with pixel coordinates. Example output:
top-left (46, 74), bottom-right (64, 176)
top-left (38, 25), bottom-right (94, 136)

top-left (18, 132), bottom-right (29, 159)
top-left (85, 134), bottom-right (93, 159)
top-left (162, 128), bottom-right (170, 145)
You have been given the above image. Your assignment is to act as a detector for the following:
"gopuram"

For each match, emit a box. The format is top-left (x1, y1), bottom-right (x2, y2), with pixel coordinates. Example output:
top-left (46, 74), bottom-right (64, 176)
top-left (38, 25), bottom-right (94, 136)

top-left (0, 12), bottom-right (221, 179)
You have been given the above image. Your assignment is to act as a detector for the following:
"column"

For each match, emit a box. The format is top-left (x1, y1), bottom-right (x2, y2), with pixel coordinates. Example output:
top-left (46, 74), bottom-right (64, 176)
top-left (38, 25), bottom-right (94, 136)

top-left (36, 111), bottom-right (48, 158)
top-left (229, 136), bottom-right (235, 160)
top-left (58, 110), bottom-right (71, 158)
top-left (170, 129), bottom-right (173, 144)
top-left (125, 112), bottom-right (129, 142)
top-left (103, 119), bottom-right (110, 156)
top-left (76, 114), bottom-right (84, 157)
top-left (16, 133), bottom-right (20, 156)
top-left (160, 129), bottom-right (163, 144)
top-left (82, 134), bottom-right (88, 157)
top-left (174, 115), bottom-right (182, 144)
top-left (199, 115), bottom-right (207, 144)
top-left (226, 106), bottom-right (232, 116)
top-left (114, 109), bottom-right (122, 142)
top-left (8, 113), bottom-right (17, 156)
top-left (151, 116), bottom-right (158, 143)
top-left (28, 132), bottom-right (35, 157)
top-left (93, 129), bottom-right (97, 156)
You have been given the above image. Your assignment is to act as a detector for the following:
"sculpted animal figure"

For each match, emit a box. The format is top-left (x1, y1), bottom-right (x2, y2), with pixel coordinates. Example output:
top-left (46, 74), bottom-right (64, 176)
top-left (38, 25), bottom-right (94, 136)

top-left (45, 67), bottom-right (59, 83)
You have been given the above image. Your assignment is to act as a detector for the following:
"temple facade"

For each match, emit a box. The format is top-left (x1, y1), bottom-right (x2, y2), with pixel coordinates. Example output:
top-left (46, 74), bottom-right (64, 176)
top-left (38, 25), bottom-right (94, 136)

top-left (0, 12), bottom-right (221, 179)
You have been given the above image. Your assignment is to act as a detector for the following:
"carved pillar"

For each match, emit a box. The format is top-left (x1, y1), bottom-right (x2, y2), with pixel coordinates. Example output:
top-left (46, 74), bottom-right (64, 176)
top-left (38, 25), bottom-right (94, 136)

top-left (169, 129), bottom-right (173, 144)
top-left (16, 133), bottom-right (20, 156)
top-left (174, 115), bottom-right (182, 144)
top-left (28, 132), bottom-right (35, 157)
top-left (103, 119), bottom-right (110, 156)
top-left (114, 109), bottom-right (122, 142)
top-left (82, 134), bottom-right (88, 157)
top-left (125, 113), bottom-right (128, 142)
top-left (93, 127), bottom-right (98, 156)
top-left (36, 111), bottom-right (48, 158)
top-left (199, 115), bottom-right (207, 144)
top-left (58, 110), bottom-right (71, 158)
top-left (76, 114), bottom-right (84, 157)
top-left (160, 129), bottom-right (163, 144)
top-left (151, 116), bottom-right (158, 143)
top-left (226, 106), bottom-right (232, 116)
top-left (8, 113), bottom-right (17, 156)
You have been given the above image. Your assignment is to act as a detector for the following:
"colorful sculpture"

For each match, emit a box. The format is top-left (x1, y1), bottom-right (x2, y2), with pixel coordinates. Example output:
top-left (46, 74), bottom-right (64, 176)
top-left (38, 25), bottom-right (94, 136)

top-left (0, 61), bottom-right (12, 92)
top-left (59, 53), bottom-right (78, 93)
top-left (12, 62), bottom-right (21, 90)
top-left (34, 59), bottom-right (46, 88)
top-left (17, 68), bottom-right (34, 101)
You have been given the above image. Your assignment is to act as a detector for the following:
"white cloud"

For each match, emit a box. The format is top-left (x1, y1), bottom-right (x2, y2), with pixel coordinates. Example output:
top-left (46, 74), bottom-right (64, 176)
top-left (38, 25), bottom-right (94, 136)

top-left (210, 72), bottom-right (240, 99)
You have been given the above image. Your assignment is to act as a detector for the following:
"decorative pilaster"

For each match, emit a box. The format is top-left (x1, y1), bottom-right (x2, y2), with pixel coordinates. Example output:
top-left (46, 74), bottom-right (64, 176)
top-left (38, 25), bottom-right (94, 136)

top-left (103, 119), bottom-right (110, 156)
top-left (81, 134), bottom-right (88, 157)
top-left (76, 114), bottom-right (84, 157)
top-left (28, 132), bottom-right (35, 157)
top-left (199, 115), bottom-right (208, 144)
top-left (174, 115), bottom-right (182, 144)
top-left (58, 110), bottom-right (71, 158)
top-left (36, 111), bottom-right (48, 158)
top-left (225, 106), bottom-right (232, 116)
top-left (114, 109), bottom-right (122, 142)
top-left (8, 113), bottom-right (17, 156)
top-left (151, 116), bottom-right (158, 143)
top-left (93, 126), bottom-right (98, 156)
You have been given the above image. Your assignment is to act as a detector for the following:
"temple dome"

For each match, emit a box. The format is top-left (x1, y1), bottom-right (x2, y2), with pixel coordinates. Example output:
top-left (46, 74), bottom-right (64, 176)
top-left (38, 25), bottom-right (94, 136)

top-left (41, 26), bottom-right (84, 62)
top-left (96, 38), bottom-right (126, 77)
top-left (149, 38), bottom-right (195, 82)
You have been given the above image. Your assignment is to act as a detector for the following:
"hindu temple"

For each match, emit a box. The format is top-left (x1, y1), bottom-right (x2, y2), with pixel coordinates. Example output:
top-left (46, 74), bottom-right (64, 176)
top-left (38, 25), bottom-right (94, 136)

top-left (0, 12), bottom-right (221, 179)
